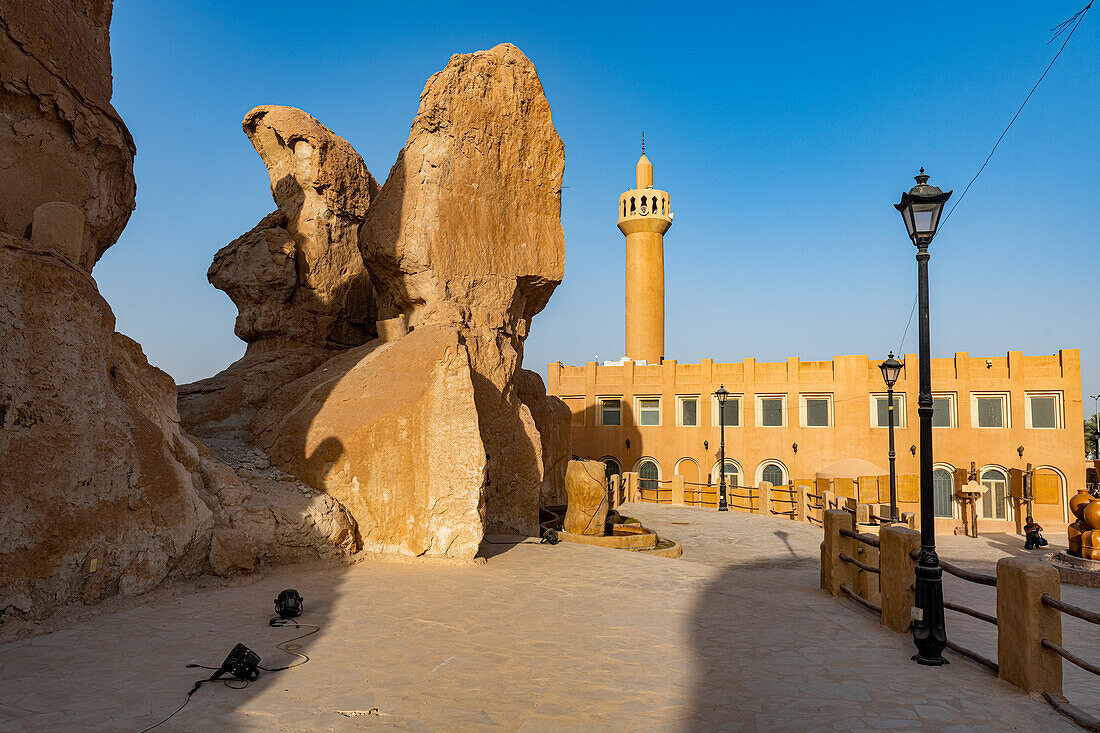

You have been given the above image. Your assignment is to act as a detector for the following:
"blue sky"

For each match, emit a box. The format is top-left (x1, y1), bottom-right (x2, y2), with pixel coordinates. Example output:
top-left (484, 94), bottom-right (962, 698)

top-left (98, 1), bottom-right (1100, 418)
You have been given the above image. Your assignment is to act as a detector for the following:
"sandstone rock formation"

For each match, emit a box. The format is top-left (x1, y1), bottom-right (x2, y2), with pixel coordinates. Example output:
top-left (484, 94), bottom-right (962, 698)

top-left (0, 0), bottom-right (135, 270)
top-left (360, 43), bottom-right (566, 536)
top-left (517, 369), bottom-right (571, 507)
top-left (252, 326), bottom-right (487, 558)
top-left (0, 228), bottom-right (212, 618)
top-left (182, 43), bottom-right (569, 561)
top-left (180, 106), bottom-right (381, 436)
top-left (563, 460), bottom-right (609, 535)
top-left (0, 2), bottom-right (357, 626)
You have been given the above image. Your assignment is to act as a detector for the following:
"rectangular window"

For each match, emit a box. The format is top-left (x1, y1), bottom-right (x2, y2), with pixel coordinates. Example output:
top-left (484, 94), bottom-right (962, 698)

top-left (801, 394), bottom-right (832, 427)
top-left (637, 397), bottom-right (660, 426)
top-left (678, 396), bottom-right (698, 427)
top-left (757, 395), bottom-right (786, 427)
top-left (973, 394), bottom-right (1008, 428)
top-left (871, 394), bottom-right (906, 428)
top-left (711, 395), bottom-right (741, 427)
top-left (932, 394), bottom-right (955, 428)
top-left (599, 398), bottom-right (621, 426)
top-left (1026, 392), bottom-right (1062, 429)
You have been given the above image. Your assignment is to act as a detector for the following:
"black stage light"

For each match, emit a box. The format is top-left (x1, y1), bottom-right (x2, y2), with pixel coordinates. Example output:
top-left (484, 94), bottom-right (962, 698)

top-left (213, 643), bottom-right (261, 682)
top-left (274, 589), bottom-right (304, 619)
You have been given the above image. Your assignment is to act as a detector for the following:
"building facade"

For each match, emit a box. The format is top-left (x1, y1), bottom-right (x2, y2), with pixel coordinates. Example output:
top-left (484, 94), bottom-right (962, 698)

top-left (548, 153), bottom-right (1086, 534)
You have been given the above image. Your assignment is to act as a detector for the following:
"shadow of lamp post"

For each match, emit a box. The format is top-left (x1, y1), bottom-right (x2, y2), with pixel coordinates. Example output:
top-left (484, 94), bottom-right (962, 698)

top-left (895, 167), bottom-right (952, 666)
top-left (715, 385), bottom-right (729, 512)
top-left (879, 352), bottom-right (903, 523)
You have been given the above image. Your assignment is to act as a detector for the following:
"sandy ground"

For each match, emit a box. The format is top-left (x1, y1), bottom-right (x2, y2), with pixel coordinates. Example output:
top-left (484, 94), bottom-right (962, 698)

top-left (1, 503), bottom-right (1096, 731)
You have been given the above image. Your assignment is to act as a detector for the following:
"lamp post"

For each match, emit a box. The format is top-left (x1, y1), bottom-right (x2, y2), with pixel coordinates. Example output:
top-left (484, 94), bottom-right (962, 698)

top-left (895, 168), bottom-right (952, 666)
top-left (715, 385), bottom-right (730, 511)
top-left (879, 352), bottom-right (903, 523)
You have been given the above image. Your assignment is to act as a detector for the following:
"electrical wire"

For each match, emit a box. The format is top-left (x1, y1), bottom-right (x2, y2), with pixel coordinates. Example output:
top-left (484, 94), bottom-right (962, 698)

top-left (938, 2), bottom-right (1092, 231)
top-left (136, 678), bottom-right (250, 732)
top-left (261, 619), bottom-right (320, 671)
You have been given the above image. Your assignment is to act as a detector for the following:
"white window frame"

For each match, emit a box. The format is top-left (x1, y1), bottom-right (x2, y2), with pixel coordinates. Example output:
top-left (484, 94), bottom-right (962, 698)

top-left (931, 462), bottom-right (958, 519)
top-left (634, 396), bottom-right (662, 427)
top-left (1024, 391), bottom-right (1063, 430)
top-left (596, 396), bottom-right (622, 427)
top-left (870, 393), bottom-right (907, 428)
top-left (971, 392), bottom-right (1011, 429)
top-left (676, 395), bottom-right (700, 427)
top-left (709, 459), bottom-right (743, 486)
top-left (755, 460), bottom-right (788, 486)
top-left (711, 393), bottom-right (742, 427)
top-left (755, 394), bottom-right (787, 428)
top-left (931, 392), bottom-right (956, 429)
top-left (799, 393), bottom-right (833, 428)
top-left (978, 464), bottom-right (1013, 521)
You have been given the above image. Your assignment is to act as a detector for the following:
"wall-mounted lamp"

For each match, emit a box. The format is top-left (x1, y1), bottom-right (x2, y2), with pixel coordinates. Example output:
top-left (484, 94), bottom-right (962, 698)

top-left (703, 440), bottom-right (709, 451)
top-left (910, 444), bottom-right (917, 456)
top-left (625, 439), bottom-right (630, 449)
top-left (792, 442), bottom-right (798, 453)
top-left (986, 359), bottom-right (993, 368)
top-left (1017, 445), bottom-right (1025, 457)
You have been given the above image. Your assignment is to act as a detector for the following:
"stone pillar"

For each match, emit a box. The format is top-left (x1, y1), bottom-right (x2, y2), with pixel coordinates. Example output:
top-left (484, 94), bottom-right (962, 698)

top-left (794, 483), bottom-right (807, 522)
top-left (758, 481), bottom-right (773, 516)
top-left (32, 201), bottom-right (84, 263)
top-left (879, 525), bottom-right (921, 633)
top-left (996, 557), bottom-right (1062, 697)
top-left (901, 511), bottom-right (917, 529)
top-left (821, 509), bottom-right (854, 596)
top-left (854, 541), bottom-right (881, 607)
top-left (823, 489), bottom-right (836, 511)
top-left (623, 472), bottom-right (639, 503)
top-left (856, 503), bottom-right (872, 525)
top-left (672, 474), bottom-right (685, 505)
top-left (609, 474), bottom-right (621, 509)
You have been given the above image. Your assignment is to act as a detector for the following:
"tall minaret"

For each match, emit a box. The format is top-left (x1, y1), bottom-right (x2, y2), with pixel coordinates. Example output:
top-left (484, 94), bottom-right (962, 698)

top-left (617, 140), bottom-right (672, 364)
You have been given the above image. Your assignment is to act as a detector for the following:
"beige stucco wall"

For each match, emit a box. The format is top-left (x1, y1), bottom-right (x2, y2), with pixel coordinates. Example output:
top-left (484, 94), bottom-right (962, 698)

top-left (548, 349), bottom-right (1085, 535)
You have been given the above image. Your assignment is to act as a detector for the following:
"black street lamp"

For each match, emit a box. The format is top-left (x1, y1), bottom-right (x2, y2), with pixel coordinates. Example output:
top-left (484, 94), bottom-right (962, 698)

top-left (879, 352), bottom-right (903, 523)
top-left (895, 168), bottom-right (952, 666)
top-left (715, 385), bottom-right (730, 512)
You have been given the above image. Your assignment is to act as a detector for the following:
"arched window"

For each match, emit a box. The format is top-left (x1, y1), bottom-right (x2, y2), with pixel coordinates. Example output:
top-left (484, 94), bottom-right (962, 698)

top-left (630, 197), bottom-right (636, 214)
top-left (710, 460), bottom-right (740, 487)
top-left (980, 468), bottom-right (1009, 520)
top-left (638, 459), bottom-right (660, 499)
top-left (602, 458), bottom-right (621, 482)
top-left (761, 463), bottom-right (785, 486)
top-left (622, 200), bottom-right (627, 218)
top-left (932, 468), bottom-right (953, 518)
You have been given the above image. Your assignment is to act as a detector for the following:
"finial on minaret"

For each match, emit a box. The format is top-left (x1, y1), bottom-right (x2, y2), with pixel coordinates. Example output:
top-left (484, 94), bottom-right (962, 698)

top-left (641, 131), bottom-right (645, 155)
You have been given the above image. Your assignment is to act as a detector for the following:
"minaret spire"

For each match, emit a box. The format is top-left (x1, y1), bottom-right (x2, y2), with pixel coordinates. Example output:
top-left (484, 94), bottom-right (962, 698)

top-left (641, 131), bottom-right (645, 156)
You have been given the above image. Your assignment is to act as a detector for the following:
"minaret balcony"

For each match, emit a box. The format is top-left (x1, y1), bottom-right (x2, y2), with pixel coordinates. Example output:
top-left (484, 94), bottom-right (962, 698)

top-left (618, 187), bottom-right (673, 235)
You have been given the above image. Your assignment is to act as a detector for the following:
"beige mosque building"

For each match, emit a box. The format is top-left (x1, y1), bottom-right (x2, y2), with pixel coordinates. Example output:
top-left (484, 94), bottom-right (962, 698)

top-left (548, 153), bottom-right (1086, 535)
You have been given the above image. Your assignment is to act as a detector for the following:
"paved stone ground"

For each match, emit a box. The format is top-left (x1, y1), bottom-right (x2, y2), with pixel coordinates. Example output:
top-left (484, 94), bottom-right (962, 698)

top-left (1, 503), bottom-right (1096, 731)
